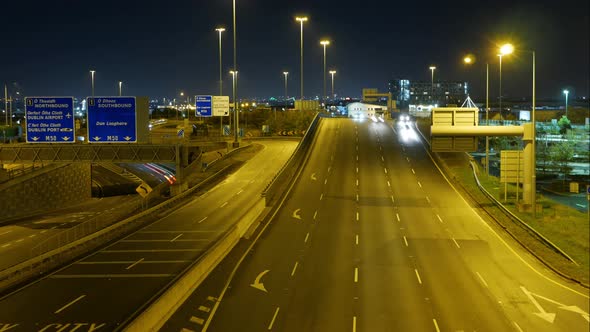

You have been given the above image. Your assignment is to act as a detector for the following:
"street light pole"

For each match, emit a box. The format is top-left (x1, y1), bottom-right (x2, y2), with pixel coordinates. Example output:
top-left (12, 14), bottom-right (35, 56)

top-left (118, 81), bottom-right (122, 96)
top-left (532, 50), bottom-right (536, 217)
top-left (320, 40), bottom-right (330, 105)
top-left (486, 62), bottom-right (490, 176)
top-left (563, 89), bottom-right (569, 118)
top-left (429, 66), bottom-right (436, 101)
top-left (295, 17), bottom-right (308, 102)
top-left (283, 71), bottom-right (288, 101)
top-left (232, 0), bottom-right (239, 145)
top-left (90, 70), bottom-right (96, 97)
top-left (329, 70), bottom-right (336, 100)
top-left (216, 27), bottom-right (225, 136)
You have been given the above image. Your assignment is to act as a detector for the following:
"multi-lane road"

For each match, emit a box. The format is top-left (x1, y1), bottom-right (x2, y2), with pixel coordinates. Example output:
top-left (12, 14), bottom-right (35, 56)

top-left (171, 118), bottom-right (588, 332)
top-left (0, 140), bottom-right (297, 332)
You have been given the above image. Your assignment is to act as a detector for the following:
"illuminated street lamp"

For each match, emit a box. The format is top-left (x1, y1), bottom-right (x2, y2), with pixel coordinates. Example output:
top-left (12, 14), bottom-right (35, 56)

top-left (232, 0), bottom-right (238, 144)
top-left (463, 54), bottom-right (490, 175)
top-left (90, 70), bottom-right (96, 97)
top-left (429, 66), bottom-right (436, 100)
top-left (320, 40), bottom-right (330, 104)
top-left (329, 70), bottom-right (337, 100)
top-left (230, 70), bottom-right (238, 134)
top-left (295, 16), bottom-right (308, 101)
top-left (563, 89), bottom-right (569, 117)
top-left (498, 43), bottom-right (514, 120)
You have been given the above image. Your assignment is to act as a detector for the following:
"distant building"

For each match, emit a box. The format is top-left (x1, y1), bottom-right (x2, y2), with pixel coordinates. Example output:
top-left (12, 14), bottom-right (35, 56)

top-left (388, 79), bottom-right (468, 109)
top-left (346, 102), bottom-right (387, 119)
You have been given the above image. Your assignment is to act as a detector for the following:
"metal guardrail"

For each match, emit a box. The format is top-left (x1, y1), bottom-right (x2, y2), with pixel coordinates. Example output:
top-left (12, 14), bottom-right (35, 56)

top-left (30, 198), bottom-right (142, 258)
top-left (469, 160), bottom-right (579, 265)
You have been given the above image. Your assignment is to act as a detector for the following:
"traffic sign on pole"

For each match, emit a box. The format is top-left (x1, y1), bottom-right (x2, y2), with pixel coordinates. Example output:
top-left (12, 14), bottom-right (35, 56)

top-left (212, 96), bottom-right (230, 116)
top-left (25, 97), bottom-right (75, 143)
top-left (87, 97), bottom-right (137, 143)
top-left (196, 95), bottom-right (212, 117)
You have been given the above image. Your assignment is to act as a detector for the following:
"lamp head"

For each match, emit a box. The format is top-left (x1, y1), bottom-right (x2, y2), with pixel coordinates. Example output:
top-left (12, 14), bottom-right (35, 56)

top-left (320, 40), bottom-right (330, 46)
top-left (563, 89), bottom-right (569, 95)
top-left (499, 43), bottom-right (514, 56)
top-left (295, 17), bottom-right (308, 22)
top-left (216, 27), bottom-right (225, 32)
top-left (429, 66), bottom-right (436, 70)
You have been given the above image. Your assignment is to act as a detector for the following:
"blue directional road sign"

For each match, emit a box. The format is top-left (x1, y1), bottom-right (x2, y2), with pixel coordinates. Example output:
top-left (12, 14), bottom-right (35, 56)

top-left (196, 95), bottom-right (212, 117)
top-left (87, 97), bottom-right (137, 143)
top-left (25, 97), bottom-right (75, 143)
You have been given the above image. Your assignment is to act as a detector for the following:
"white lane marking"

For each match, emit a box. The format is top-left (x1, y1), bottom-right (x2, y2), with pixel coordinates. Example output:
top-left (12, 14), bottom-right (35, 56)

top-left (51, 226), bottom-right (57, 229)
top-left (411, 168), bottom-right (415, 174)
top-left (436, 214), bottom-right (443, 223)
top-left (320, 193), bottom-right (324, 200)
top-left (55, 294), bottom-right (86, 314)
top-left (190, 316), bottom-right (205, 325)
top-left (418, 181), bottom-right (422, 188)
top-left (40, 230), bottom-right (47, 234)
top-left (220, 202), bottom-right (228, 208)
top-left (198, 217), bottom-right (208, 224)
top-left (126, 258), bottom-right (145, 270)
top-left (356, 155), bottom-right (358, 161)
top-left (406, 157), bottom-right (410, 162)
top-left (0, 230), bottom-right (13, 236)
top-left (415, 269), bottom-right (422, 284)
top-left (387, 181), bottom-right (391, 187)
top-left (513, 321), bottom-right (524, 332)
top-left (425, 196), bottom-right (430, 203)
top-left (391, 196), bottom-right (395, 203)
top-left (324, 179), bottom-right (328, 185)
top-left (384, 168), bottom-right (388, 174)
top-left (291, 262), bottom-right (299, 276)
top-left (304, 233), bottom-right (310, 243)
top-left (328, 166), bottom-right (332, 173)
top-left (268, 307), bottom-right (280, 330)
top-left (15, 239), bottom-right (24, 243)
top-left (355, 235), bottom-right (359, 245)
top-left (396, 213), bottom-right (400, 222)
top-left (452, 238), bottom-right (461, 248)
top-left (356, 194), bottom-right (359, 202)
top-left (356, 167), bottom-right (358, 173)
top-left (381, 156), bottom-right (384, 161)
top-left (236, 189), bottom-right (244, 195)
top-left (356, 146), bottom-right (358, 151)
top-left (1, 243), bottom-right (11, 248)
top-left (403, 236), bottom-right (408, 247)
top-left (313, 211), bottom-right (318, 220)
top-left (171, 234), bottom-right (183, 242)
top-left (181, 327), bottom-right (196, 332)
top-left (476, 272), bottom-right (489, 288)
top-left (198, 305), bottom-right (211, 313)
top-left (433, 318), bottom-right (440, 332)
top-left (353, 316), bottom-right (357, 332)
top-left (356, 212), bottom-right (359, 221)
top-left (354, 268), bottom-right (359, 283)
top-left (29, 234), bottom-right (36, 238)
top-left (356, 179), bottom-right (359, 186)
top-left (331, 155), bottom-right (334, 161)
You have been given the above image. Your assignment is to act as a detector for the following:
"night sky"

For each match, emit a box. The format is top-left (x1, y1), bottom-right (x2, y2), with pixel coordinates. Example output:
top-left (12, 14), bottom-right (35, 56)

top-left (2, 0), bottom-right (588, 102)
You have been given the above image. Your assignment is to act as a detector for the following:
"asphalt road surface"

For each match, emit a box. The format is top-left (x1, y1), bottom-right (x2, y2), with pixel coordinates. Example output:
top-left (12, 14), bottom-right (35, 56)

top-left (171, 118), bottom-right (588, 332)
top-left (0, 140), bottom-right (297, 332)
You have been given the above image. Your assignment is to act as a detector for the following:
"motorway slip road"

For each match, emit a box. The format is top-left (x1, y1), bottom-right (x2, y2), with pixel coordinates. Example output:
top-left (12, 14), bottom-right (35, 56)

top-left (0, 140), bottom-right (297, 332)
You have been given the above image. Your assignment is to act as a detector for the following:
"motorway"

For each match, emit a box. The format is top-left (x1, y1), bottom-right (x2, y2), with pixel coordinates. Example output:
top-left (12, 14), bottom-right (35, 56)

top-left (0, 140), bottom-right (297, 332)
top-left (170, 118), bottom-right (589, 332)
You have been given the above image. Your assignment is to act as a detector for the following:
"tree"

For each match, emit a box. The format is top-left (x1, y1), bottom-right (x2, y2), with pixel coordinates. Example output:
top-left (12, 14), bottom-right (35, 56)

top-left (557, 115), bottom-right (572, 135)
top-left (549, 140), bottom-right (574, 185)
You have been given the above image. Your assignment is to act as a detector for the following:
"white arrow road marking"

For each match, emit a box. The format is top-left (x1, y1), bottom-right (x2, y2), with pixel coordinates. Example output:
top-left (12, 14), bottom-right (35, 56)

top-left (522, 286), bottom-right (589, 321)
top-left (520, 286), bottom-right (556, 323)
top-left (311, 173), bottom-right (317, 181)
top-left (292, 209), bottom-right (302, 220)
top-left (250, 270), bottom-right (270, 293)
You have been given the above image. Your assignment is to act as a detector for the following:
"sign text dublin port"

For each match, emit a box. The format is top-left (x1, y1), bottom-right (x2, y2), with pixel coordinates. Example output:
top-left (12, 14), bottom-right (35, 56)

top-left (25, 97), bottom-right (75, 143)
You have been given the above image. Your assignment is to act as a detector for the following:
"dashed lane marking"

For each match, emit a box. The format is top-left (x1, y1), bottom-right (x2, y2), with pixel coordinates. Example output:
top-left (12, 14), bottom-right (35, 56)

top-left (415, 269), bottom-right (422, 284)
top-left (55, 294), bottom-right (86, 314)
top-left (291, 261), bottom-right (299, 276)
top-left (198, 305), bottom-right (211, 313)
top-left (418, 181), bottom-right (422, 188)
top-left (436, 214), bottom-right (443, 223)
top-left (396, 213), bottom-right (400, 222)
top-left (433, 318), bottom-right (440, 332)
top-left (304, 233), bottom-right (310, 243)
top-left (452, 238), bottom-right (461, 248)
top-left (354, 268), bottom-right (359, 283)
top-left (403, 236), bottom-right (409, 247)
top-left (268, 307), bottom-right (280, 330)
top-left (190, 316), bottom-right (205, 325)
top-left (476, 272), bottom-right (489, 288)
